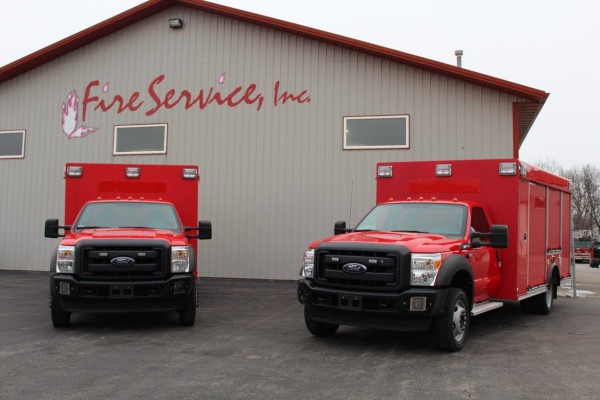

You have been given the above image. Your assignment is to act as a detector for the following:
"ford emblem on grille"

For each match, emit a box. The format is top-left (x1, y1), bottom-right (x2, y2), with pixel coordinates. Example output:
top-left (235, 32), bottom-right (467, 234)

top-left (342, 262), bottom-right (367, 275)
top-left (110, 256), bottom-right (136, 267)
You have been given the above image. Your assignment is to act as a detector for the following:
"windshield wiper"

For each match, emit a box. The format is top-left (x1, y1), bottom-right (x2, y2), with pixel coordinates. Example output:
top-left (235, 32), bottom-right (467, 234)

top-left (354, 229), bottom-right (375, 232)
top-left (75, 226), bottom-right (108, 230)
top-left (391, 230), bottom-right (429, 234)
top-left (118, 226), bottom-right (150, 229)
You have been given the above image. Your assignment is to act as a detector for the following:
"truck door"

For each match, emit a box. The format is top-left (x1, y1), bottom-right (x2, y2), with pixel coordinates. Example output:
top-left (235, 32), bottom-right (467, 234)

top-left (470, 206), bottom-right (501, 302)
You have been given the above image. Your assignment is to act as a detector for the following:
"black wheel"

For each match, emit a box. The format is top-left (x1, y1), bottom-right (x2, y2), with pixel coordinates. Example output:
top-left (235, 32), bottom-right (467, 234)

top-left (179, 280), bottom-right (197, 327)
top-left (521, 279), bottom-right (555, 315)
top-left (304, 307), bottom-right (339, 337)
top-left (434, 288), bottom-right (469, 352)
top-left (50, 294), bottom-right (71, 328)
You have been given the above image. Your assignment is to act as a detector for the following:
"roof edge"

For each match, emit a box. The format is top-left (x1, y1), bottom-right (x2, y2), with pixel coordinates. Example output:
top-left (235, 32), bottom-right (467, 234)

top-left (0, 0), bottom-right (548, 103)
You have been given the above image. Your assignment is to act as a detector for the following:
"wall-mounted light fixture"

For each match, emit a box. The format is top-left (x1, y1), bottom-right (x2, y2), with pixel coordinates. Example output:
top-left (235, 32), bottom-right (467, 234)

top-left (169, 18), bottom-right (183, 29)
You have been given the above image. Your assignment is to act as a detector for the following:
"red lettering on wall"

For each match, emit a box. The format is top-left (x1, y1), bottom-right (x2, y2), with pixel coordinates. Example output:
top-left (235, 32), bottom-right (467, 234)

top-left (273, 81), bottom-right (311, 106)
top-left (82, 80), bottom-right (143, 121)
top-left (81, 74), bottom-right (304, 119)
top-left (82, 80), bottom-right (99, 122)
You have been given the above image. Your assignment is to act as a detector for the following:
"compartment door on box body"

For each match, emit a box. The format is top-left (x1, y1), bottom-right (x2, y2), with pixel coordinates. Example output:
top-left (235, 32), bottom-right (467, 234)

top-left (547, 188), bottom-right (563, 271)
top-left (517, 180), bottom-right (529, 297)
top-left (528, 183), bottom-right (547, 287)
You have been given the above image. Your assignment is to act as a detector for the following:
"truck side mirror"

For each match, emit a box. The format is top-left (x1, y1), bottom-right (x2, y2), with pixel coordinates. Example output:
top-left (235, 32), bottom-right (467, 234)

top-left (334, 221), bottom-right (347, 235)
top-left (470, 225), bottom-right (508, 249)
top-left (186, 220), bottom-right (212, 240)
top-left (45, 219), bottom-right (60, 238)
top-left (490, 224), bottom-right (508, 248)
top-left (45, 219), bottom-right (70, 238)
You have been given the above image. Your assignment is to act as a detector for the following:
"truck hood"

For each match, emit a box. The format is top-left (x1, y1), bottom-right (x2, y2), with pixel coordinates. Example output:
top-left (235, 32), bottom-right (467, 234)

top-left (62, 228), bottom-right (189, 246)
top-left (309, 231), bottom-right (465, 253)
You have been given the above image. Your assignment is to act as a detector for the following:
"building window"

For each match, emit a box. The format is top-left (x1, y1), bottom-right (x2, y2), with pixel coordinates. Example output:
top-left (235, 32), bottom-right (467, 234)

top-left (0, 130), bottom-right (26, 159)
top-left (113, 124), bottom-right (167, 155)
top-left (343, 115), bottom-right (409, 150)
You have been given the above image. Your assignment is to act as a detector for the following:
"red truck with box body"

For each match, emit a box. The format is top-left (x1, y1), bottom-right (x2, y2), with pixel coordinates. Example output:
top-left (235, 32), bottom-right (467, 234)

top-left (298, 159), bottom-right (571, 351)
top-left (45, 163), bottom-right (211, 327)
top-left (573, 233), bottom-right (593, 263)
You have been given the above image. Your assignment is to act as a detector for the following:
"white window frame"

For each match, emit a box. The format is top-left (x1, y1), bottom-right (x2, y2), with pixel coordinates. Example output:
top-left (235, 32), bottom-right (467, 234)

top-left (113, 124), bottom-right (167, 156)
top-left (343, 115), bottom-right (410, 150)
top-left (0, 130), bottom-right (26, 159)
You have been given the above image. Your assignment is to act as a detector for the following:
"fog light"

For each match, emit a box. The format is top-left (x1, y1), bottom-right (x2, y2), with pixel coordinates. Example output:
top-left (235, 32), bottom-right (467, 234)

top-left (173, 280), bottom-right (187, 295)
top-left (59, 282), bottom-right (70, 295)
top-left (409, 296), bottom-right (427, 311)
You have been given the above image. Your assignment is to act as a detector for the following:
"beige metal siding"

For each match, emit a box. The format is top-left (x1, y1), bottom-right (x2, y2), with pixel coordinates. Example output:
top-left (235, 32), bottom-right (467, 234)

top-left (0, 6), bottom-right (522, 279)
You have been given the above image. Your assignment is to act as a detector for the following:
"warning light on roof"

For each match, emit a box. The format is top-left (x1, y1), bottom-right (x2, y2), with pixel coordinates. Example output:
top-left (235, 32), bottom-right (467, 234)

top-left (66, 166), bottom-right (83, 178)
top-left (182, 168), bottom-right (198, 180)
top-left (125, 167), bottom-right (141, 179)
top-left (377, 165), bottom-right (393, 178)
top-left (435, 164), bottom-right (452, 177)
top-left (499, 162), bottom-right (517, 176)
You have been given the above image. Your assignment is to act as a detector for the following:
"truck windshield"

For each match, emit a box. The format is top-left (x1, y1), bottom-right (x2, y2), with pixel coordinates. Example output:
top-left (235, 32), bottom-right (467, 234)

top-left (574, 239), bottom-right (593, 248)
top-left (355, 203), bottom-right (467, 238)
top-left (74, 202), bottom-right (182, 232)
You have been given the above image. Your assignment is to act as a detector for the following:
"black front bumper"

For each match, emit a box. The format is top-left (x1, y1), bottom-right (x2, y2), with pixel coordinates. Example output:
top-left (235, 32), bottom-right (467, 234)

top-left (298, 279), bottom-right (448, 332)
top-left (50, 274), bottom-right (195, 313)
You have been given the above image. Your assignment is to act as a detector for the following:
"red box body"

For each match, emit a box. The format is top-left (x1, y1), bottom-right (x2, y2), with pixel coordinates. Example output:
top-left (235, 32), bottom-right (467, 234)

top-left (376, 159), bottom-right (571, 300)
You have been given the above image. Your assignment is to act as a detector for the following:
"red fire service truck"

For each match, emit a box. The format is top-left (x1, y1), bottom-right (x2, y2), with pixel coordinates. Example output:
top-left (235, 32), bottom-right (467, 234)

top-left (298, 159), bottom-right (571, 351)
top-left (45, 163), bottom-right (211, 328)
top-left (573, 231), bottom-right (593, 263)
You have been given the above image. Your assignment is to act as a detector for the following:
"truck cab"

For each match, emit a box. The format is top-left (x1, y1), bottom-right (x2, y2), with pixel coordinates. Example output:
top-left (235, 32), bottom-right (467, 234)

top-left (45, 163), bottom-right (211, 327)
top-left (298, 159), bottom-right (571, 351)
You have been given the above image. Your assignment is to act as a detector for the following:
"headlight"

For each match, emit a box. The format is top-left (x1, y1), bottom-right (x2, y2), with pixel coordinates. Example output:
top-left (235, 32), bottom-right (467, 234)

top-left (411, 253), bottom-right (442, 286)
top-left (300, 249), bottom-right (314, 278)
top-left (56, 245), bottom-right (75, 273)
top-left (171, 246), bottom-right (190, 273)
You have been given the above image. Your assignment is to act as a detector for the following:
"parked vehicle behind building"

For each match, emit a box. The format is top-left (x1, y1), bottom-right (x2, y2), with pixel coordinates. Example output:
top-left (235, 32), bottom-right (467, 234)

top-left (45, 163), bottom-right (211, 327)
top-left (298, 159), bottom-right (571, 351)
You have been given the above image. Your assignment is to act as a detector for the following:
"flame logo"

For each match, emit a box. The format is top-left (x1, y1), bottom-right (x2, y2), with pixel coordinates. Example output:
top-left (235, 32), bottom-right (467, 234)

top-left (61, 90), bottom-right (99, 139)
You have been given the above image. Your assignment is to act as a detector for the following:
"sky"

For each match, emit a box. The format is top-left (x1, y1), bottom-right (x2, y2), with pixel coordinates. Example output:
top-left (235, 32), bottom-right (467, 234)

top-left (1, 0), bottom-right (598, 169)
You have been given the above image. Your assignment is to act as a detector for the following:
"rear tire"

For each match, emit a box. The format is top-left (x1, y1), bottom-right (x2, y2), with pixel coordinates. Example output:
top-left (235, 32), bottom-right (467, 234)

top-left (304, 307), bottom-right (339, 337)
top-left (434, 288), bottom-right (469, 352)
top-left (521, 279), bottom-right (555, 315)
top-left (50, 294), bottom-right (71, 328)
top-left (179, 280), bottom-right (197, 326)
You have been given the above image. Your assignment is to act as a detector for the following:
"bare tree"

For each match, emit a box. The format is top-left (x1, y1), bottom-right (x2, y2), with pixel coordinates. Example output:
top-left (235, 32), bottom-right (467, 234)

top-left (563, 167), bottom-right (588, 231)
top-left (581, 164), bottom-right (600, 233)
top-left (535, 160), bottom-right (600, 234)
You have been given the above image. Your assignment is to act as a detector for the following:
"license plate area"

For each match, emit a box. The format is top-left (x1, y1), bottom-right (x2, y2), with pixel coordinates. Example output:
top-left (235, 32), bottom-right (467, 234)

top-left (339, 294), bottom-right (362, 310)
top-left (110, 285), bottom-right (133, 298)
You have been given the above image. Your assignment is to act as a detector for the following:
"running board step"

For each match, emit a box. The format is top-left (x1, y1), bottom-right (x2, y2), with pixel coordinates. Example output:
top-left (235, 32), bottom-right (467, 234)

top-left (471, 301), bottom-right (503, 316)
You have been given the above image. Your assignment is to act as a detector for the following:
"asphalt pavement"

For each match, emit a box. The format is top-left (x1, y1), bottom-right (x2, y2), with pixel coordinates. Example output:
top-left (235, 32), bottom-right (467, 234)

top-left (0, 265), bottom-right (599, 400)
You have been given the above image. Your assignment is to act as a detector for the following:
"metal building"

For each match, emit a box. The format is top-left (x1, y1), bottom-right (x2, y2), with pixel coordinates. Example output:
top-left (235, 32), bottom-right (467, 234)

top-left (0, 0), bottom-right (548, 279)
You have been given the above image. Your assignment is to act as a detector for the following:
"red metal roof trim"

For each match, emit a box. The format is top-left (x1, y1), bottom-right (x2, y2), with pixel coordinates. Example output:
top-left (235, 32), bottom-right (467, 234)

top-left (0, 0), bottom-right (548, 103)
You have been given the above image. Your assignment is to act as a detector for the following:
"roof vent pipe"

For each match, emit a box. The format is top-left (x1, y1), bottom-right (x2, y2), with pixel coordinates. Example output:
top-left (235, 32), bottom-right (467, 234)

top-left (455, 50), bottom-right (463, 68)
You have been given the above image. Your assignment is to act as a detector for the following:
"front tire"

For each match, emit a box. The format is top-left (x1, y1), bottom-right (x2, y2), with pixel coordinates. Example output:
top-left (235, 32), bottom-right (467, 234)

top-left (50, 294), bottom-right (71, 328)
top-left (304, 307), bottom-right (339, 337)
top-left (434, 288), bottom-right (469, 352)
top-left (179, 280), bottom-right (197, 326)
